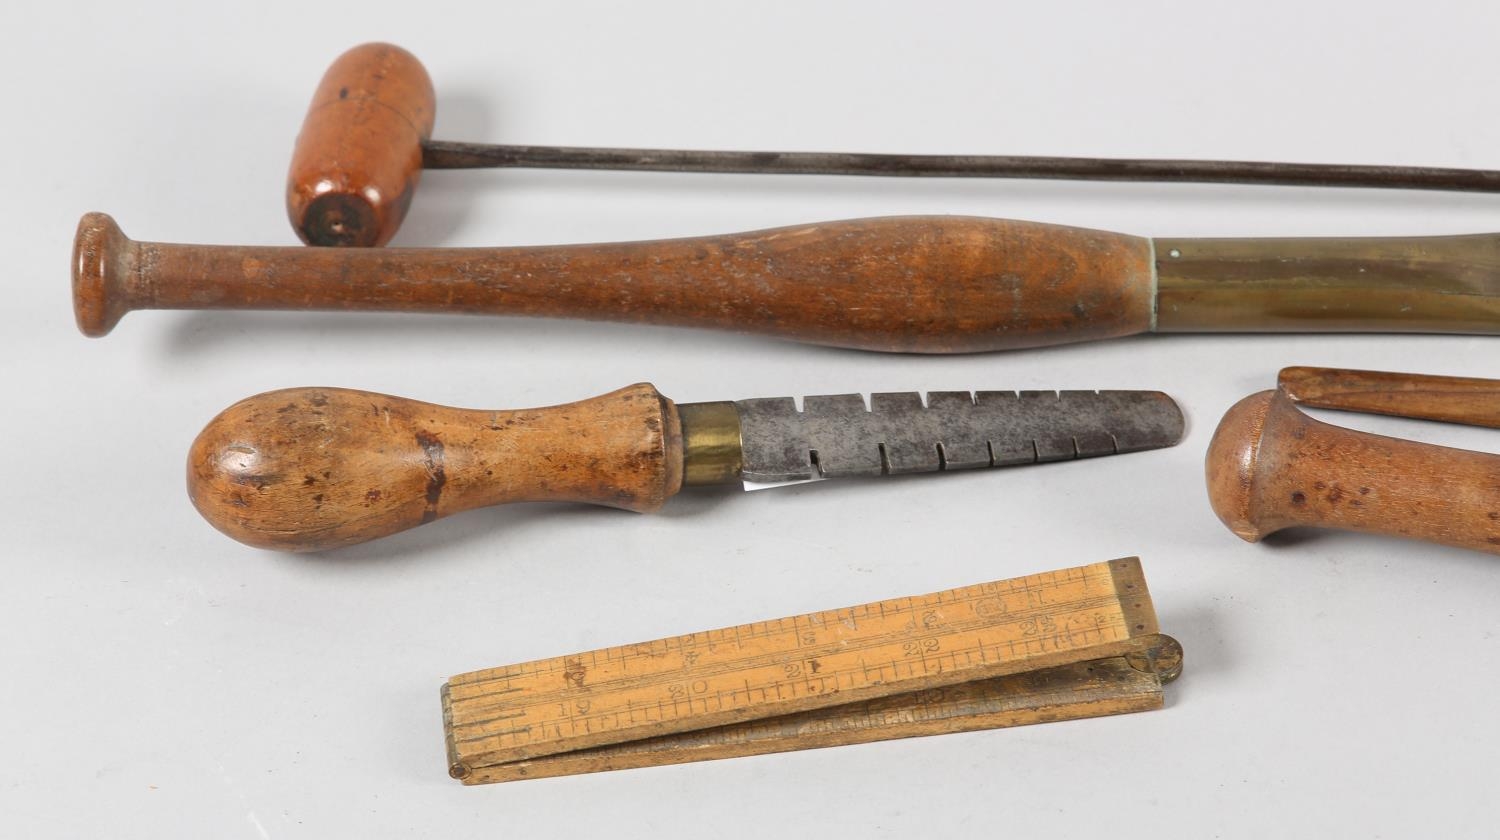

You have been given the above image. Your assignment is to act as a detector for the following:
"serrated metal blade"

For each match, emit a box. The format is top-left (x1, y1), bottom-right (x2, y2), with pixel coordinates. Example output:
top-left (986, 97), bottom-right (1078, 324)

top-left (735, 390), bottom-right (1184, 483)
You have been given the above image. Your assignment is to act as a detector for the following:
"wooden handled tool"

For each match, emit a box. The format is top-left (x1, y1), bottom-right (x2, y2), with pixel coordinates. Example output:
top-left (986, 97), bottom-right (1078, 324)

top-left (188, 383), bottom-right (1183, 552)
top-left (442, 557), bottom-right (1181, 784)
top-left (291, 42), bottom-right (1500, 247)
top-left (1206, 367), bottom-right (1500, 554)
top-left (71, 212), bottom-right (1500, 346)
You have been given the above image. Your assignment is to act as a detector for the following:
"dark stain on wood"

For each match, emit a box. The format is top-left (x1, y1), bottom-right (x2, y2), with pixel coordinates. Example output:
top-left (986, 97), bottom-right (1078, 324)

top-left (415, 430), bottom-right (447, 523)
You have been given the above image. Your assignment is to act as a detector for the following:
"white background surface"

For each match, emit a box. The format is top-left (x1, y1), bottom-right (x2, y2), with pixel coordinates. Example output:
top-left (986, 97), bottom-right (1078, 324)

top-left (4, 1), bottom-right (1499, 836)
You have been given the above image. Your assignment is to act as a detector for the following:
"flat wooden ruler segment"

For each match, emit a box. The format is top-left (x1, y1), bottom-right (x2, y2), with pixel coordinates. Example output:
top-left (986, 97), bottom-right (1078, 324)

top-left (443, 557), bottom-right (1175, 783)
top-left (454, 649), bottom-right (1174, 784)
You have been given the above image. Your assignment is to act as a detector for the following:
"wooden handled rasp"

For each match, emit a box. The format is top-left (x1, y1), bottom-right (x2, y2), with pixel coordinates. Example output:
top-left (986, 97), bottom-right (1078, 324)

top-left (189, 384), bottom-right (1184, 551)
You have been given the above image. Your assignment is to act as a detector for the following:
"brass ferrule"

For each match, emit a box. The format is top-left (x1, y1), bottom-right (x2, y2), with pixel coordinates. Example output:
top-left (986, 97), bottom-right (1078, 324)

top-left (1153, 234), bottom-right (1500, 334)
top-left (678, 401), bottom-right (743, 486)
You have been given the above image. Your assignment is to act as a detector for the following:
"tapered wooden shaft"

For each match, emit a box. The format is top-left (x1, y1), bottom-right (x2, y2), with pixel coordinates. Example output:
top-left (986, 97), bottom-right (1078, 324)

top-left (1277, 366), bottom-right (1500, 429)
top-left (82, 212), bottom-right (1500, 348)
top-left (73, 212), bottom-right (1153, 351)
top-left (188, 384), bottom-right (683, 552)
top-left (1205, 390), bottom-right (1500, 554)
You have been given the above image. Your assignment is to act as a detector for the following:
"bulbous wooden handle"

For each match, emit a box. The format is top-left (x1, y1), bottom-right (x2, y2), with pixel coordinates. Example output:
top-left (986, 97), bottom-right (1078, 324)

top-left (74, 213), bottom-right (1154, 351)
top-left (286, 43), bottom-right (436, 247)
top-left (187, 384), bottom-right (683, 552)
top-left (1205, 389), bottom-right (1500, 553)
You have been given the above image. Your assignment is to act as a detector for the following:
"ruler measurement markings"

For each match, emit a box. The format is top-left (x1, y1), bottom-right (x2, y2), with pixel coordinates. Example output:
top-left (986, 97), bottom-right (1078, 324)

top-left (449, 604), bottom-right (1136, 738)
top-left (447, 561), bottom-right (1144, 762)
top-left (450, 606), bottom-right (1128, 744)
top-left (460, 655), bottom-right (1167, 784)
top-left (453, 624), bottom-right (1134, 756)
top-left (449, 603), bottom-right (1133, 730)
top-left (447, 587), bottom-right (1127, 704)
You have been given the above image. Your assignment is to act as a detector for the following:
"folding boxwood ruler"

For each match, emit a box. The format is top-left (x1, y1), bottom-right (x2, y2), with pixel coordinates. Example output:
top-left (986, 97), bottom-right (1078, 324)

top-left (441, 557), bottom-right (1182, 784)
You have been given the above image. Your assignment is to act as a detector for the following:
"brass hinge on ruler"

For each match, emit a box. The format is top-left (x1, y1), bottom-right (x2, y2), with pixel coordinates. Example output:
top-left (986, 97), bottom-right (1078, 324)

top-left (441, 557), bottom-right (1182, 784)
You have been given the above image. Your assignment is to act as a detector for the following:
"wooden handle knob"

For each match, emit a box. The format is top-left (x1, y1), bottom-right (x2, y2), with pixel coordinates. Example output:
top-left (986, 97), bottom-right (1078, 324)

top-left (1205, 389), bottom-right (1500, 553)
top-left (187, 384), bottom-right (683, 552)
top-left (72, 212), bottom-right (134, 337)
top-left (286, 43), bottom-right (436, 247)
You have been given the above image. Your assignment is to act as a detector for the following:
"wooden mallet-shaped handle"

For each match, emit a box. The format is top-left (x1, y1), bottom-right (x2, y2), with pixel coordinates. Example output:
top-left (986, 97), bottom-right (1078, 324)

top-left (188, 383), bottom-right (686, 552)
top-left (286, 43), bottom-right (1500, 248)
top-left (1205, 373), bottom-right (1500, 555)
top-left (287, 43), bottom-right (434, 247)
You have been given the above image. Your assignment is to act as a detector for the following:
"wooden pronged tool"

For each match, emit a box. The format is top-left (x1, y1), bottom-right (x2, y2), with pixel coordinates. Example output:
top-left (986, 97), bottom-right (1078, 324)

top-left (1206, 367), bottom-right (1500, 554)
top-left (442, 557), bottom-right (1182, 784)
top-left (189, 384), bottom-right (1183, 552)
top-left (71, 212), bottom-right (1500, 347)
top-left (291, 43), bottom-right (1500, 247)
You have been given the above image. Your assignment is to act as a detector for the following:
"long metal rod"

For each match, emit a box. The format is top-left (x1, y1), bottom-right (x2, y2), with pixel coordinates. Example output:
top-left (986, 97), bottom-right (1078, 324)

top-left (422, 140), bottom-right (1500, 193)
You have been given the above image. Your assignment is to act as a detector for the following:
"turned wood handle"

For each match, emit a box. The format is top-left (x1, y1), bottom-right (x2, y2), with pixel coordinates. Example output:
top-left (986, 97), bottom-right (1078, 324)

top-left (1205, 389), bottom-right (1500, 554)
top-left (187, 384), bottom-right (683, 552)
top-left (287, 43), bottom-right (435, 247)
top-left (73, 212), bottom-right (1154, 351)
